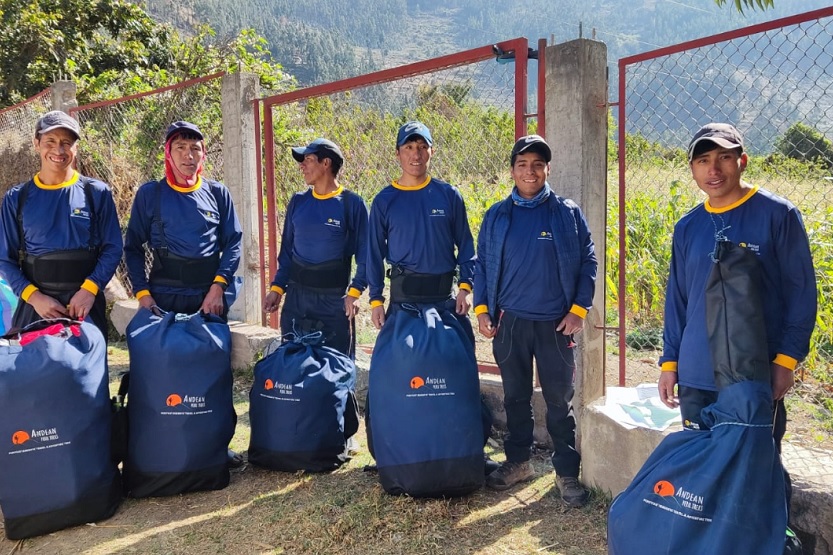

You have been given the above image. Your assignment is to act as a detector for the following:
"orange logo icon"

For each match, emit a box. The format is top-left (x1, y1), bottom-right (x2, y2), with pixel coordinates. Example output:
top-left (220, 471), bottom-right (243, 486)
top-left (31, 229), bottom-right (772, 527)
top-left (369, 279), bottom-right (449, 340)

top-left (410, 377), bottom-right (425, 389)
top-left (12, 430), bottom-right (30, 445)
top-left (654, 480), bottom-right (675, 497)
top-left (264, 379), bottom-right (274, 390)
top-left (166, 394), bottom-right (183, 407)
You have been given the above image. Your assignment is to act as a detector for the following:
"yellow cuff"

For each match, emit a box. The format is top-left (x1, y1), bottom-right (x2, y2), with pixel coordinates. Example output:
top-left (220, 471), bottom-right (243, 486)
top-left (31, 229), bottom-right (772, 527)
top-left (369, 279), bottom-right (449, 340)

top-left (135, 289), bottom-right (151, 300)
top-left (347, 287), bottom-right (361, 298)
top-left (80, 279), bottom-right (99, 296)
top-left (270, 285), bottom-right (284, 295)
top-left (21, 284), bottom-right (39, 303)
top-left (661, 361), bottom-right (678, 372)
top-left (458, 282), bottom-right (472, 292)
top-left (773, 354), bottom-right (798, 371)
top-left (370, 300), bottom-right (384, 308)
top-left (569, 304), bottom-right (588, 319)
top-left (474, 305), bottom-right (489, 315)
top-left (214, 275), bottom-right (228, 285)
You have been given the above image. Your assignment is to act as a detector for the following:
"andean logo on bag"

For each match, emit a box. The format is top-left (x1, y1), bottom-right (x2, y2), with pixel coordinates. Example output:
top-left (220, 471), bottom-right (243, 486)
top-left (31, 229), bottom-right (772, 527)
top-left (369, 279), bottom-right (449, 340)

top-left (644, 479), bottom-right (711, 522)
top-left (11, 430), bottom-right (31, 445)
top-left (406, 375), bottom-right (453, 398)
top-left (653, 480), bottom-right (675, 497)
top-left (8, 426), bottom-right (65, 452)
top-left (161, 392), bottom-right (210, 413)
top-left (264, 379), bottom-right (274, 390)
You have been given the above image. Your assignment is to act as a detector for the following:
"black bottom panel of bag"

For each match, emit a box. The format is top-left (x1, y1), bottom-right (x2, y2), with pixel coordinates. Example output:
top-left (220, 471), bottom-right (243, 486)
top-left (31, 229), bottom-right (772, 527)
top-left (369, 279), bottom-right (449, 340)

top-left (4, 474), bottom-right (123, 540)
top-left (248, 446), bottom-right (345, 473)
top-left (379, 455), bottom-right (484, 498)
top-left (125, 465), bottom-right (229, 498)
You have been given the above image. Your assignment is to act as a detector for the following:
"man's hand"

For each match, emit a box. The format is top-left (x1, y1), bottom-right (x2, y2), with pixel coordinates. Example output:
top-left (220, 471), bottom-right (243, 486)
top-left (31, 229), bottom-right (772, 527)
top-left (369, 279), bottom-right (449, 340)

top-left (771, 362), bottom-right (795, 400)
top-left (371, 305), bottom-right (385, 330)
top-left (658, 371), bottom-right (679, 409)
top-left (344, 295), bottom-right (360, 319)
top-left (138, 294), bottom-right (160, 315)
top-left (263, 290), bottom-right (282, 313)
top-left (477, 313), bottom-right (496, 338)
top-left (455, 288), bottom-right (471, 315)
top-left (556, 312), bottom-right (584, 335)
top-left (200, 284), bottom-right (225, 316)
top-left (67, 288), bottom-right (95, 321)
top-left (27, 290), bottom-right (69, 319)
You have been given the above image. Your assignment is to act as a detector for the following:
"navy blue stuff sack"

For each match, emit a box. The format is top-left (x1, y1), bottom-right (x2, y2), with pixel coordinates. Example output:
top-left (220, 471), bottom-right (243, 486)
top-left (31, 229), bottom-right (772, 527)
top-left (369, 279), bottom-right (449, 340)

top-left (248, 336), bottom-right (355, 472)
top-left (124, 309), bottom-right (235, 497)
top-left (368, 305), bottom-right (483, 497)
top-left (0, 320), bottom-right (121, 539)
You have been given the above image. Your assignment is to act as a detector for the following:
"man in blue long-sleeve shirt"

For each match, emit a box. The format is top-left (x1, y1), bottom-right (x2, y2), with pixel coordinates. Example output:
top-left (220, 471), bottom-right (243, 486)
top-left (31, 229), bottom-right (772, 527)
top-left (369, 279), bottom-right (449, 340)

top-left (367, 121), bottom-right (475, 335)
top-left (0, 111), bottom-right (122, 341)
top-left (474, 135), bottom-right (597, 507)
top-left (263, 138), bottom-right (368, 357)
top-left (658, 123), bottom-right (816, 453)
top-left (124, 121), bottom-right (242, 318)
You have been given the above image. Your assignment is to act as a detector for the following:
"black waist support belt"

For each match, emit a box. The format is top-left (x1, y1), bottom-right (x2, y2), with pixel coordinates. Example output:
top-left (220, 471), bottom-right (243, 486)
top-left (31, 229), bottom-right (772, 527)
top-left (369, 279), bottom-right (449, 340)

top-left (23, 249), bottom-right (98, 292)
top-left (150, 250), bottom-right (220, 289)
top-left (388, 268), bottom-right (454, 303)
top-left (289, 258), bottom-right (350, 292)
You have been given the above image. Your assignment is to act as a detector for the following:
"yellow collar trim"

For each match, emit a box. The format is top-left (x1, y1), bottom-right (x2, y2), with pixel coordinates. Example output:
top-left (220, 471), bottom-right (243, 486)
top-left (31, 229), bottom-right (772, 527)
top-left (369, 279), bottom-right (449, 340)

top-left (705, 184), bottom-right (758, 214)
top-left (166, 175), bottom-right (202, 193)
top-left (34, 170), bottom-right (79, 190)
top-left (312, 185), bottom-right (343, 200)
top-left (392, 175), bottom-right (431, 191)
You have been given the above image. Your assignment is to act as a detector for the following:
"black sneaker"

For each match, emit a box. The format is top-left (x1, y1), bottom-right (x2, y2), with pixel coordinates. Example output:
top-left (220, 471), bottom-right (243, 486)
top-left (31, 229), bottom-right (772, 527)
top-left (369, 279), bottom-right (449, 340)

top-left (556, 476), bottom-right (589, 508)
top-left (486, 460), bottom-right (534, 490)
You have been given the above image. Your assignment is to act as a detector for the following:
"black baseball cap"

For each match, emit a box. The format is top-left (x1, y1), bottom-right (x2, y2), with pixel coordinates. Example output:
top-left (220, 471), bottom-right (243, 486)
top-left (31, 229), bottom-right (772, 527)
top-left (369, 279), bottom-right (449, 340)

top-left (510, 134), bottom-right (552, 165)
top-left (687, 123), bottom-right (743, 161)
top-left (291, 138), bottom-right (344, 164)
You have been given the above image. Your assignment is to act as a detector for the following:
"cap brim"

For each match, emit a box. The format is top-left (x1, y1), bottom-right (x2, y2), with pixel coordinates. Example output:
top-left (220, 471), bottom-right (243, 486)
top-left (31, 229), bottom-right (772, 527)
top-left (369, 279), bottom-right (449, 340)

top-left (291, 147), bottom-right (307, 162)
top-left (38, 124), bottom-right (80, 140)
top-left (397, 133), bottom-right (432, 147)
top-left (688, 137), bottom-right (742, 160)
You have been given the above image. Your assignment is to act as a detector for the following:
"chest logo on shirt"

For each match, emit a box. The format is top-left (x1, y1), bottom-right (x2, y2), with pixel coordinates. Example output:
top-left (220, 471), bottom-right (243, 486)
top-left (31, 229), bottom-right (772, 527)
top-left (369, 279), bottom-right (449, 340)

top-left (326, 217), bottom-right (342, 228)
top-left (738, 241), bottom-right (760, 254)
top-left (430, 208), bottom-right (446, 217)
top-left (202, 210), bottom-right (220, 222)
top-left (71, 208), bottom-right (90, 219)
top-left (538, 231), bottom-right (553, 241)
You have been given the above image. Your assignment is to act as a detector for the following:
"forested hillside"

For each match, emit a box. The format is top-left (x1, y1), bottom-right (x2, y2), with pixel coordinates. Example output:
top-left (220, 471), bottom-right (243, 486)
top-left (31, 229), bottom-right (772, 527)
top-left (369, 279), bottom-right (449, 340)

top-left (135, 0), bottom-right (831, 86)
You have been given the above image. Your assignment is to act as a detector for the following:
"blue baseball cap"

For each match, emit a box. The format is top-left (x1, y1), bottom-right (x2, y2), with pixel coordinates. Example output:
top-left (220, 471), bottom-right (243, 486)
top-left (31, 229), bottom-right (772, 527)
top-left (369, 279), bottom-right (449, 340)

top-left (291, 138), bottom-right (344, 164)
top-left (396, 121), bottom-right (433, 147)
top-left (165, 121), bottom-right (204, 142)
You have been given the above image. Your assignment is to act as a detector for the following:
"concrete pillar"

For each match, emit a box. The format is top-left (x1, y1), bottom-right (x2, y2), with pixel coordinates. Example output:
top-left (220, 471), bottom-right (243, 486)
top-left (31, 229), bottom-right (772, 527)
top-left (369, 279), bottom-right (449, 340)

top-left (51, 80), bottom-right (78, 112)
top-left (221, 73), bottom-right (261, 324)
top-left (544, 39), bottom-right (608, 449)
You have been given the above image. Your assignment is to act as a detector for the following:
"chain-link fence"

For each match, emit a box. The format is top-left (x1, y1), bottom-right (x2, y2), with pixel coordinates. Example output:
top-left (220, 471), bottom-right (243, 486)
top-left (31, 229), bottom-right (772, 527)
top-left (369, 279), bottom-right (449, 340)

top-left (70, 73), bottom-right (225, 293)
top-left (0, 89), bottom-right (53, 195)
top-left (614, 7), bottom-right (833, 487)
top-left (260, 39), bottom-right (536, 347)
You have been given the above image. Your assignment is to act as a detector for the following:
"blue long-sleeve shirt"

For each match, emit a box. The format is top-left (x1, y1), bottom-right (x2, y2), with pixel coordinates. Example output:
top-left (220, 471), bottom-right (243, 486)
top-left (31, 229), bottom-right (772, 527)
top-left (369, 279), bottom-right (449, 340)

top-left (367, 177), bottom-right (475, 303)
top-left (660, 186), bottom-right (817, 390)
top-left (124, 177), bottom-right (242, 296)
top-left (0, 172), bottom-right (122, 298)
top-left (271, 186), bottom-right (368, 295)
top-left (473, 190), bottom-right (596, 320)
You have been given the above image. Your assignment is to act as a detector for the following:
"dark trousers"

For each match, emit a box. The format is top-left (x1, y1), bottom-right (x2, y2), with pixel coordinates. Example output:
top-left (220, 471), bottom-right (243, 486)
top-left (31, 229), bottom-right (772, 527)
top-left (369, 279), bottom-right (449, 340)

top-left (12, 289), bottom-right (108, 343)
top-left (280, 286), bottom-right (353, 358)
top-left (679, 385), bottom-right (792, 517)
top-left (492, 311), bottom-right (580, 478)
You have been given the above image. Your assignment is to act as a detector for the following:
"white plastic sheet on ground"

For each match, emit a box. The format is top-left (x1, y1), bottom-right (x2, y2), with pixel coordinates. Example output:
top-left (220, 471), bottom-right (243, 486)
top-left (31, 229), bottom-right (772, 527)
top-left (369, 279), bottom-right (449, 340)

top-left (598, 384), bottom-right (682, 431)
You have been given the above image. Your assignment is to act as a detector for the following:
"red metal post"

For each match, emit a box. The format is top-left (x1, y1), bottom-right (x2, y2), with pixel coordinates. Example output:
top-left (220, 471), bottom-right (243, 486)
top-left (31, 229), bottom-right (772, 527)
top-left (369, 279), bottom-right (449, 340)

top-left (253, 99), bottom-right (266, 327)
top-left (537, 38), bottom-right (547, 138)
top-left (262, 105), bottom-right (278, 328)
top-left (514, 39), bottom-right (529, 139)
top-left (618, 59), bottom-right (627, 387)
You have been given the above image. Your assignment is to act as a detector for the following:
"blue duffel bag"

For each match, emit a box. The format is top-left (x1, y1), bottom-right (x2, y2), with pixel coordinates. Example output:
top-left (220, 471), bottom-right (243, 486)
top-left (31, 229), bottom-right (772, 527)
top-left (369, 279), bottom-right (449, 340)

top-left (0, 319), bottom-right (121, 539)
top-left (368, 304), bottom-right (483, 497)
top-left (124, 309), bottom-right (236, 497)
top-left (249, 333), bottom-right (356, 472)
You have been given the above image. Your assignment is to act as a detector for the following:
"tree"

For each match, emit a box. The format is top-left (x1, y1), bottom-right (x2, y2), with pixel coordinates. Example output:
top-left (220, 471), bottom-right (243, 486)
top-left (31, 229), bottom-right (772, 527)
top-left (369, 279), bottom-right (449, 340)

top-left (0, 0), bottom-right (174, 105)
top-left (713, 0), bottom-right (774, 12)
top-left (775, 122), bottom-right (833, 170)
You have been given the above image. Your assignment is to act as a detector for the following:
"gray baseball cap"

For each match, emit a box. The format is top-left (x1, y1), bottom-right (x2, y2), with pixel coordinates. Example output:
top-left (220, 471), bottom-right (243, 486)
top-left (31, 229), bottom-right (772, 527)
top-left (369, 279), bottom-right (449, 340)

top-left (35, 111), bottom-right (81, 140)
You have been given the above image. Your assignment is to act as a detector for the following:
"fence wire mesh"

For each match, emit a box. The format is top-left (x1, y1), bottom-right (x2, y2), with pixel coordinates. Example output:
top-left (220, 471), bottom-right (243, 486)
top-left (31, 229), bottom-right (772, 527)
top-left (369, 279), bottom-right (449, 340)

top-left (263, 51), bottom-right (525, 351)
top-left (71, 74), bottom-right (225, 293)
top-left (0, 90), bottom-right (53, 195)
top-left (616, 12), bottom-right (833, 487)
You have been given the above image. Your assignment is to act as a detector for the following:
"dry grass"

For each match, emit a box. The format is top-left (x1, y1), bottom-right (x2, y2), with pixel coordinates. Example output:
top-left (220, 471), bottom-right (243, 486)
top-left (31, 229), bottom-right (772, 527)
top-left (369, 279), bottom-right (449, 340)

top-left (0, 343), bottom-right (609, 555)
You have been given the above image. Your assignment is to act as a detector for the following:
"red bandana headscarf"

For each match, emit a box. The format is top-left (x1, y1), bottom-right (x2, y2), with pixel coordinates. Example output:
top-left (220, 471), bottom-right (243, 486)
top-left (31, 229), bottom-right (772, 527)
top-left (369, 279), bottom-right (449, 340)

top-left (164, 133), bottom-right (204, 188)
